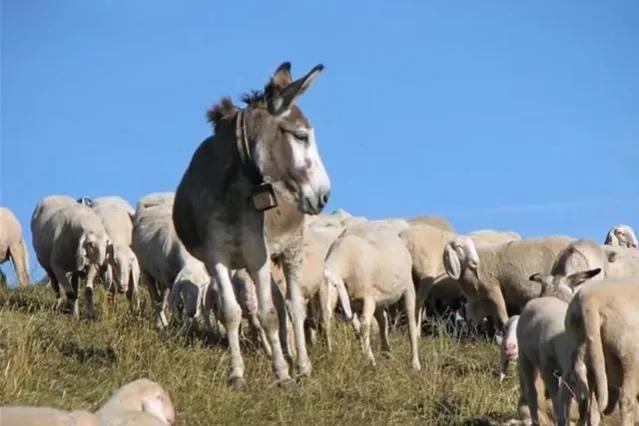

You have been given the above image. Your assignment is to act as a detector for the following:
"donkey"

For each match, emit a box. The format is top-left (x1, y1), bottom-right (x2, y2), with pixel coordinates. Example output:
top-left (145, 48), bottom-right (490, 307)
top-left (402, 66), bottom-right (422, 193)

top-left (173, 62), bottom-right (331, 387)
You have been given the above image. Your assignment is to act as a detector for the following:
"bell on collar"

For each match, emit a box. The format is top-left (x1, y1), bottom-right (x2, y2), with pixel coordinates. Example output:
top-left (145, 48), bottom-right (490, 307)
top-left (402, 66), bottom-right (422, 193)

top-left (252, 183), bottom-right (278, 212)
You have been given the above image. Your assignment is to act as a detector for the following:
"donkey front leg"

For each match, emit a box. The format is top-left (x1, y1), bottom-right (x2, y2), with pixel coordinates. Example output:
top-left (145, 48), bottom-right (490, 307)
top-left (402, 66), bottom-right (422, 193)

top-left (282, 253), bottom-right (311, 376)
top-left (248, 261), bottom-right (291, 384)
top-left (209, 261), bottom-right (245, 387)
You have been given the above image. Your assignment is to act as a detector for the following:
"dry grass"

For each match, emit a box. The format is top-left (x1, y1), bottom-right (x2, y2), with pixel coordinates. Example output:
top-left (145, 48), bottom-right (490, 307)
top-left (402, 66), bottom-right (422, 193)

top-left (0, 283), bottom-right (520, 425)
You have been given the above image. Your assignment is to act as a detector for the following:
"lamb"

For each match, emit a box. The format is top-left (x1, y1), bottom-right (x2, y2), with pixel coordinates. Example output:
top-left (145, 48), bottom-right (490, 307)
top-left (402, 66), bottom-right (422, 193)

top-left (499, 315), bottom-right (519, 382)
top-left (31, 196), bottom-right (111, 319)
top-left (604, 224), bottom-right (638, 248)
top-left (0, 207), bottom-right (30, 287)
top-left (90, 196), bottom-right (139, 310)
top-left (96, 378), bottom-right (175, 425)
top-left (564, 277), bottom-right (639, 426)
top-left (132, 193), bottom-right (208, 328)
top-left (443, 235), bottom-right (574, 330)
top-left (323, 225), bottom-right (420, 370)
top-left (515, 269), bottom-right (601, 426)
top-left (0, 378), bottom-right (174, 426)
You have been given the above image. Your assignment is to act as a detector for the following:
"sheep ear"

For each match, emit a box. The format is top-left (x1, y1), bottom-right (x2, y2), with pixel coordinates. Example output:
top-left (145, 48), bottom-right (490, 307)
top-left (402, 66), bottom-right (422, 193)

top-left (528, 273), bottom-right (545, 283)
top-left (567, 268), bottom-right (602, 288)
top-left (605, 229), bottom-right (616, 245)
top-left (76, 233), bottom-right (87, 271)
top-left (443, 243), bottom-right (462, 280)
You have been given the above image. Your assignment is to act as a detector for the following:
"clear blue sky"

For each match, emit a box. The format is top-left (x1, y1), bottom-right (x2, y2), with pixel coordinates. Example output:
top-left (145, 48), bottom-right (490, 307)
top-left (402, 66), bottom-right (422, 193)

top-left (2, 1), bottom-right (638, 282)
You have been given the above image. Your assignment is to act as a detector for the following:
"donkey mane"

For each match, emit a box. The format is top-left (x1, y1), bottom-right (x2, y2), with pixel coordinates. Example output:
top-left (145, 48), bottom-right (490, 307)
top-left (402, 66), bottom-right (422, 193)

top-left (206, 97), bottom-right (238, 125)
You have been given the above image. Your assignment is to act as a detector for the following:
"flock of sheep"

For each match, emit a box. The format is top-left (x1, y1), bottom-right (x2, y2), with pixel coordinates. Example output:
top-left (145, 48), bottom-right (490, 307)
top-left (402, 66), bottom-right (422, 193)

top-left (1, 61), bottom-right (639, 425)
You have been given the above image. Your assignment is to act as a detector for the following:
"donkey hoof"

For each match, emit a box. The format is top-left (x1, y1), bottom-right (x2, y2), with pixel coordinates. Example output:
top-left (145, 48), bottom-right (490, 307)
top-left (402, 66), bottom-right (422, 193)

top-left (228, 376), bottom-right (246, 389)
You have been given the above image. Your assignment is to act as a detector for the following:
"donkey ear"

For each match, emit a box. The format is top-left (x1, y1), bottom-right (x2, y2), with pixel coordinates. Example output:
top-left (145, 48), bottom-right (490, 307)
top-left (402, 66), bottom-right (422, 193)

top-left (566, 268), bottom-right (602, 288)
top-left (271, 62), bottom-right (293, 88)
top-left (268, 64), bottom-right (324, 115)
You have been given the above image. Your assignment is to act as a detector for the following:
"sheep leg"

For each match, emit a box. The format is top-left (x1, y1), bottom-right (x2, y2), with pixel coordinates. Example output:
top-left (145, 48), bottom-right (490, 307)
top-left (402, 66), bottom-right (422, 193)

top-left (541, 366), bottom-right (565, 426)
top-left (374, 308), bottom-right (390, 354)
top-left (159, 286), bottom-right (170, 327)
top-left (248, 260), bottom-right (291, 384)
top-left (519, 355), bottom-right (541, 426)
top-left (403, 285), bottom-right (421, 370)
top-left (85, 265), bottom-right (97, 320)
top-left (272, 281), bottom-right (293, 362)
top-left (282, 251), bottom-right (311, 377)
top-left (319, 280), bottom-right (335, 351)
top-left (52, 264), bottom-right (73, 315)
top-left (209, 260), bottom-right (245, 386)
top-left (415, 277), bottom-right (432, 332)
top-left (619, 373), bottom-right (638, 426)
top-left (359, 297), bottom-right (376, 367)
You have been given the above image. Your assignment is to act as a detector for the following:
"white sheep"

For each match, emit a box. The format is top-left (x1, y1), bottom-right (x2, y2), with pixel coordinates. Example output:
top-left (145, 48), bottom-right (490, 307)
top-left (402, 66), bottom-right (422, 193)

top-left (0, 207), bottom-right (30, 287)
top-left (324, 225), bottom-right (420, 370)
top-left (31, 196), bottom-right (111, 319)
top-left (0, 378), bottom-right (175, 426)
top-left (443, 235), bottom-right (574, 330)
top-left (564, 277), bottom-right (639, 426)
top-left (90, 196), bottom-right (140, 310)
top-left (604, 224), bottom-right (638, 248)
top-left (132, 193), bottom-right (208, 328)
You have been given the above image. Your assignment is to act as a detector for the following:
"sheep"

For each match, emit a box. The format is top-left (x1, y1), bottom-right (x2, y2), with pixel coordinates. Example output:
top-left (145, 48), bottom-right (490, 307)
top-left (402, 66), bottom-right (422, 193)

top-left (0, 207), bottom-right (30, 287)
top-left (31, 196), bottom-right (111, 319)
top-left (323, 225), bottom-right (420, 370)
top-left (551, 239), bottom-right (639, 291)
top-left (468, 229), bottom-right (522, 246)
top-left (443, 235), bottom-right (574, 331)
top-left (96, 378), bottom-right (175, 425)
top-left (515, 269), bottom-right (601, 426)
top-left (604, 224), bottom-right (638, 248)
top-left (132, 193), bottom-right (207, 328)
top-left (0, 407), bottom-right (98, 425)
top-left (499, 315), bottom-right (519, 382)
top-left (407, 215), bottom-right (454, 232)
top-left (398, 225), bottom-right (523, 330)
top-left (564, 277), bottom-right (639, 426)
top-left (0, 378), bottom-right (174, 426)
top-left (90, 196), bottom-right (139, 310)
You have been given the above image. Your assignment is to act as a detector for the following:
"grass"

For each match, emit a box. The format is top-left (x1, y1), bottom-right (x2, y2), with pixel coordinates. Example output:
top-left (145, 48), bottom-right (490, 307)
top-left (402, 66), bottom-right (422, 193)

top-left (0, 283), bottom-right (521, 425)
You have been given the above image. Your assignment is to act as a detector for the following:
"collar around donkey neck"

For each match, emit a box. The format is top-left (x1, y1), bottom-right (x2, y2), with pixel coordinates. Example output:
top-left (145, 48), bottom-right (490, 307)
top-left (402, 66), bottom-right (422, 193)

top-left (235, 109), bottom-right (278, 212)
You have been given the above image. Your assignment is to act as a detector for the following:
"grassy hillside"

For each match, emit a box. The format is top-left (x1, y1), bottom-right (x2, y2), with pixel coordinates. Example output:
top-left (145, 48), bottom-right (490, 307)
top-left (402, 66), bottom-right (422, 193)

top-left (0, 284), bottom-right (520, 425)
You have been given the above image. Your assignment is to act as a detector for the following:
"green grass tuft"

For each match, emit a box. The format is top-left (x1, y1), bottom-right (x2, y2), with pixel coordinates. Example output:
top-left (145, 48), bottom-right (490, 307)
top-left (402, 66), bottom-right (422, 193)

top-left (0, 284), bottom-right (520, 425)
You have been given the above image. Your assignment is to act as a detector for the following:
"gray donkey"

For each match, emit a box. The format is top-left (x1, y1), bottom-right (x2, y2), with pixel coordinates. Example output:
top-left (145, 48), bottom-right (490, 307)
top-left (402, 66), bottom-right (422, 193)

top-left (173, 62), bottom-right (330, 387)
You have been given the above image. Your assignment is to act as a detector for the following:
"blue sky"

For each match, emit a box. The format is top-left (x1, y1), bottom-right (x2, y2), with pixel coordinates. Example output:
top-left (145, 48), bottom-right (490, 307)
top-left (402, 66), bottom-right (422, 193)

top-left (2, 1), bottom-right (638, 282)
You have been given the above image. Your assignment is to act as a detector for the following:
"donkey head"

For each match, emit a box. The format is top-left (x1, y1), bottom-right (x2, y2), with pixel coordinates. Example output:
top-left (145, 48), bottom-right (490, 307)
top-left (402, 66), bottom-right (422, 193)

top-left (242, 62), bottom-right (331, 215)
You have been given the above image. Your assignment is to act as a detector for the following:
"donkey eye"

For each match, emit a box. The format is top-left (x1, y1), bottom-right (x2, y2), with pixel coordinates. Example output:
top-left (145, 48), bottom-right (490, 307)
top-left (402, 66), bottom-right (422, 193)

top-left (294, 132), bottom-right (308, 142)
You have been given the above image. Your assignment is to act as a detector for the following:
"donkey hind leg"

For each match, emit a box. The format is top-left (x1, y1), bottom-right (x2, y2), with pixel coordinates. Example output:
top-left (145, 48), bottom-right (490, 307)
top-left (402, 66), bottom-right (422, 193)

top-left (210, 261), bottom-right (245, 387)
top-left (248, 262), bottom-right (291, 384)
